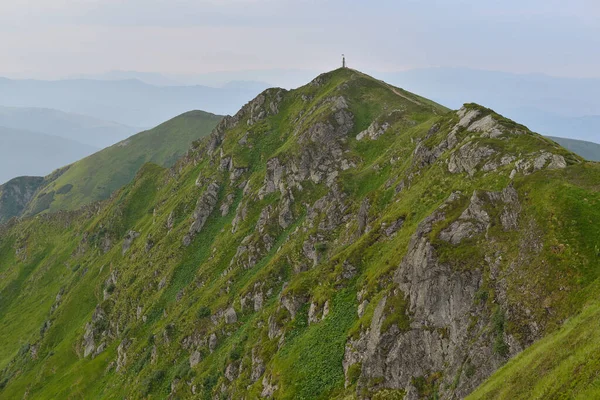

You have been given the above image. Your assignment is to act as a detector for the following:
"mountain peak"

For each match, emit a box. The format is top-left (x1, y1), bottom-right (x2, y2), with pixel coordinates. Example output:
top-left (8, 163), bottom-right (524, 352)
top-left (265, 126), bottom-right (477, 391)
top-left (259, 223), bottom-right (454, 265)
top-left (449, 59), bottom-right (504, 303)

top-left (0, 69), bottom-right (599, 400)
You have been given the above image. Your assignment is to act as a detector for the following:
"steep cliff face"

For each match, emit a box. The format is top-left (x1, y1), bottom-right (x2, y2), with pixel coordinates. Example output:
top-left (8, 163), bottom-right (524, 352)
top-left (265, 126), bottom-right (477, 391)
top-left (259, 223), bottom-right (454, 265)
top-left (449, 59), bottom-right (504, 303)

top-left (0, 176), bottom-right (45, 223)
top-left (0, 69), bottom-right (598, 400)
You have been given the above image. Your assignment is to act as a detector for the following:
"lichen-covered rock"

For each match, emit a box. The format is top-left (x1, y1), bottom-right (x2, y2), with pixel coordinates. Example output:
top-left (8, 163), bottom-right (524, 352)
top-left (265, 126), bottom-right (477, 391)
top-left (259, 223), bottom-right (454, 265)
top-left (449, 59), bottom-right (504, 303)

top-left (224, 307), bottom-right (238, 324)
top-left (448, 142), bottom-right (496, 176)
top-left (83, 305), bottom-right (107, 358)
top-left (357, 198), bottom-right (370, 236)
top-left (261, 375), bottom-right (278, 398)
top-left (251, 348), bottom-right (266, 382)
top-left (209, 333), bottom-right (218, 353)
top-left (183, 181), bottom-right (220, 246)
top-left (343, 190), bottom-right (528, 398)
top-left (116, 338), bottom-right (131, 372)
top-left (440, 186), bottom-right (521, 245)
top-left (259, 158), bottom-right (285, 199)
top-left (357, 121), bottom-right (390, 141)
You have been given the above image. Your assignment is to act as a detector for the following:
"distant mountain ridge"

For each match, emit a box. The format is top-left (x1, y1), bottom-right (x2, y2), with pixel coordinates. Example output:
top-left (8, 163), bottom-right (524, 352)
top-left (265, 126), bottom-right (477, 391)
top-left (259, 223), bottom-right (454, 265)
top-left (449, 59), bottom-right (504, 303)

top-left (548, 136), bottom-right (600, 161)
top-left (0, 77), bottom-right (266, 127)
top-left (0, 126), bottom-right (98, 185)
top-left (0, 105), bottom-right (140, 148)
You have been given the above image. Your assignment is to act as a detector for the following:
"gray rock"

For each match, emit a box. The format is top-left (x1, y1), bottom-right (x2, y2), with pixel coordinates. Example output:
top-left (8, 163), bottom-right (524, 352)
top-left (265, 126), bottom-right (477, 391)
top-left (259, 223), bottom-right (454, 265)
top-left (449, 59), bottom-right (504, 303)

top-left (343, 190), bottom-right (526, 398)
top-left (251, 348), bottom-right (265, 382)
top-left (384, 217), bottom-right (405, 237)
top-left (116, 338), bottom-right (131, 372)
top-left (448, 142), bottom-right (496, 176)
top-left (225, 361), bottom-right (240, 382)
top-left (467, 114), bottom-right (503, 138)
top-left (224, 307), bottom-right (238, 324)
top-left (357, 198), bottom-right (370, 236)
top-left (220, 193), bottom-right (234, 216)
top-left (261, 375), bottom-right (278, 398)
top-left (183, 181), bottom-right (220, 246)
top-left (209, 333), bottom-right (218, 353)
top-left (357, 121), bottom-right (390, 141)
top-left (259, 158), bottom-right (285, 199)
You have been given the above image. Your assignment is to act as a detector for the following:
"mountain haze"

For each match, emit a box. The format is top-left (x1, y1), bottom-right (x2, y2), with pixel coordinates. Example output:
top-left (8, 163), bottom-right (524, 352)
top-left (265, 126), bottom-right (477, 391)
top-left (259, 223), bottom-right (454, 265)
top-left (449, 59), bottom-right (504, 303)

top-left (548, 136), bottom-right (600, 161)
top-left (0, 69), bottom-right (598, 400)
top-left (0, 106), bottom-right (140, 148)
top-left (0, 77), bottom-right (265, 127)
top-left (0, 126), bottom-right (98, 184)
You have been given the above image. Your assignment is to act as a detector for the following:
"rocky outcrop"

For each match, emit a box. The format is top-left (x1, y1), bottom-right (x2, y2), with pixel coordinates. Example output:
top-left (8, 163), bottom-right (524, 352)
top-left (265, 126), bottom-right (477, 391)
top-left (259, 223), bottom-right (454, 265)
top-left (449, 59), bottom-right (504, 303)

top-left (82, 305), bottom-right (108, 358)
top-left (513, 151), bottom-right (567, 176)
top-left (448, 143), bottom-right (496, 176)
top-left (259, 158), bottom-right (285, 199)
top-left (343, 189), bottom-right (527, 399)
top-left (357, 121), bottom-right (390, 141)
top-left (440, 187), bottom-right (521, 245)
top-left (0, 176), bottom-right (45, 223)
top-left (183, 181), bottom-right (220, 246)
top-left (122, 230), bottom-right (140, 254)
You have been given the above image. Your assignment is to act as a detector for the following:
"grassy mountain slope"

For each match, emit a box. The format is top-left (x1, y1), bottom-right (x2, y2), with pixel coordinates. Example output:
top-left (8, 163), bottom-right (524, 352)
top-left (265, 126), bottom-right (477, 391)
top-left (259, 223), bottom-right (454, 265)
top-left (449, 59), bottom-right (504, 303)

top-left (0, 126), bottom-right (98, 184)
top-left (468, 294), bottom-right (600, 400)
top-left (0, 69), bottom-right (598, 400)
top-left (23, 110), bottom-right (222, 216)
top-left (548, 136), bottom-right (600, 161)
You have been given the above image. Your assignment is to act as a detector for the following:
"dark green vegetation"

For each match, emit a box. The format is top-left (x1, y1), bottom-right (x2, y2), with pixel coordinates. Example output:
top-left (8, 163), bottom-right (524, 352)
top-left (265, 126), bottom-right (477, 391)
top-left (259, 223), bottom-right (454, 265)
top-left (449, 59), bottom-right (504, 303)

top-left (0, 69), bottom-right (599, 399)
top-left (548, 136), bottom-right (600, 161)
top-left (0, 111), bottom-right (222, 222)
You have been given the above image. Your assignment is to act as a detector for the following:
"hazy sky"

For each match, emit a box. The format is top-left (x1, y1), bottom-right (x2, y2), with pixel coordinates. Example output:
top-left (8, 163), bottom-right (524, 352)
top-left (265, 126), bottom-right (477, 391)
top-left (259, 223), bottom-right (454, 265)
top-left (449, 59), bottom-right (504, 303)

top-left (1, 0), bottom-right (599, 79)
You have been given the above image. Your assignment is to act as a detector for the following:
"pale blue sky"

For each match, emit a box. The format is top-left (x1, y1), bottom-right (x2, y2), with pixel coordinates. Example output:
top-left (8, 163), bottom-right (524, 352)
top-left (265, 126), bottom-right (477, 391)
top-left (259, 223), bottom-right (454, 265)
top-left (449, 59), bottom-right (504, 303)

top-left (0, 0), bottom-right (598, 78)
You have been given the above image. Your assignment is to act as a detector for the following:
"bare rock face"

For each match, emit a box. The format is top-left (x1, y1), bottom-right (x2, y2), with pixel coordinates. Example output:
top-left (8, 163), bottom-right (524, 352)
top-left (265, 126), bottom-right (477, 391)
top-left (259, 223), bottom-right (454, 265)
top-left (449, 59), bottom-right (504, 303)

top-left (357, 198), bottom-right (370, 236)
top-left (343, 189), bottom-right (528, 398)
top-left (226, 361), bottom-right (242, 382)
top-left (466, 114), bottom-right (504, 138)
top-left (0, 176), bottom-right (45, 223)
top-left (220, 193), bottom-right (235, 216)
top-left (116, 338), bottom-right (131, 372)
top-left (383, 217), bottom-right (405, 237)
top-left (513, 151), bottom-right (568, 176)
top-left (440, 186), bottom-right (521, 245)
top-left (448, 142), bottom-right (496, 176)
top-left (412, 123), bottom-right (458, 170)
top-left (209, 333), bottom-right (218, 353)
top-left (189, 350), bottom-right (202, 368)
top-left (83, 305), bottom-right (107, 358)
top-left (357, 121), bottom-right (390, 141)
top-left (259, 158), bottom-right (286, 199)
top-left (251, 348), bottom-right (266, 382)
top-left (122, 230), bottom-right (140, 254)
top-left (183, 181), bottom-right (220, 246)
top-left (261, 375), bottom-right (278, 398)
top-left (224, 307), bottom-right (238, 324)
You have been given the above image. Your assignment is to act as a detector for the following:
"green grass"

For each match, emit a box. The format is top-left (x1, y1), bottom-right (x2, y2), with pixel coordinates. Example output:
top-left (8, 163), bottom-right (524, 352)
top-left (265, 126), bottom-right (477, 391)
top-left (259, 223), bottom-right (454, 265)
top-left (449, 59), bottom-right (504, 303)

top-left (468, 296), bottom-right (600, 400)
top-left (273, 289), bottom-right (356, 399)
top-left (0, 68), bottom-right (599, 400)
top-left (24, 110), bottom-right (222, 215)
